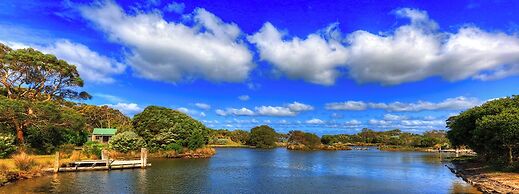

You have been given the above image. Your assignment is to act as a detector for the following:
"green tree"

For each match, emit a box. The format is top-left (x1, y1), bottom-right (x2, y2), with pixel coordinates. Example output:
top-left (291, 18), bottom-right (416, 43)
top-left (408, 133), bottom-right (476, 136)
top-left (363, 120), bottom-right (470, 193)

top-left (288, 130), bottom-right (321, 150)
top-left (74, 104), bottom-right (133, 132)
top-left (132, 106), bottom-right (209, 151)
top-left (248, 125), bottom-right (277, 148)
top-left (109, 131), bottom-right (146, 153)
top-left (447, 95), bottom-right (519, 165)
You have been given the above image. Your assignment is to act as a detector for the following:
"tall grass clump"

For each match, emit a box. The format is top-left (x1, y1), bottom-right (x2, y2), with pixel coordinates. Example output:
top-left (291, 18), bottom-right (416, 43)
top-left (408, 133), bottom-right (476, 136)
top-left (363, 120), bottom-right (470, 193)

top-left (13, 153), bottom-right (36, 171)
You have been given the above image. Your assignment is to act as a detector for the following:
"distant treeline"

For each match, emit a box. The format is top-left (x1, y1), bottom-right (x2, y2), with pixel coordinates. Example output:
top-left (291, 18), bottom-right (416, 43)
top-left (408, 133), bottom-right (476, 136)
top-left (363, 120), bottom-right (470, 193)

top-left (210, 127), bottom-right (450, 150)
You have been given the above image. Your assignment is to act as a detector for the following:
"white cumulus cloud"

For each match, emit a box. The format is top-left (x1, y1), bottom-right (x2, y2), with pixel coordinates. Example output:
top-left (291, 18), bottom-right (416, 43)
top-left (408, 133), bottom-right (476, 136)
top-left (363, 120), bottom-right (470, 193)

top-left (106, 103), bottom-right (143, 116)
top-left (325, 101), bottom-right (367, 110)
top-left (326, 96), bottom-right (481, 112)
top-left (306, 118), bottom-right (325, 124)
top-left (215, 108), bottom-right (255, 116)
top-left (249, 22), bottom-right (348, 85)
top-left (80, 1), bottom-right (254, 83)
top-left (194, 103), bottom-right (211, 110)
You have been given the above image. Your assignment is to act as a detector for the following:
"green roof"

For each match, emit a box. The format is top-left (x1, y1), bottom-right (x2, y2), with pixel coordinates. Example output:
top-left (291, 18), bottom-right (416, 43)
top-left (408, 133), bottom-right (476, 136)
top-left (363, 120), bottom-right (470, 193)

top-left (92, 128), bottom-right (117, 135)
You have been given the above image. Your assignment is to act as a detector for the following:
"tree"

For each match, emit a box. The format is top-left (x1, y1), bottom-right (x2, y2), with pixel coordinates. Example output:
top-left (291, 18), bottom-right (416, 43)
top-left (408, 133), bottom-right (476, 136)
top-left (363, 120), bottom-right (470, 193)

top-left (248, 125), bottom-right (277, 148)
top-left (0, 44), bottom-right (91, 144)
top-left (447, 95), bottom-right (519, 165)
top-left (0, 45), bottom-right (91, 101)
top-left (288, 130), bottom-right (321, 150)
top-left (228, 130), bottom-right (250, 144)
top-left (109, 131), bottom-right (146, 153)
top-left (74, 104), bottom-right (132, 132)
top-left (132, 106), bottom-right (209, 151)
top-left (0, 96), bottom-right (88, 153)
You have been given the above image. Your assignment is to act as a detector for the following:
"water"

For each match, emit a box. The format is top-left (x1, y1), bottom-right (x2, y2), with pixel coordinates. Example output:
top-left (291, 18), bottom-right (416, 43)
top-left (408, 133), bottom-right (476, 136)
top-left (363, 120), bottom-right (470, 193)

top-left (0, 148), bottom-right (479, 194)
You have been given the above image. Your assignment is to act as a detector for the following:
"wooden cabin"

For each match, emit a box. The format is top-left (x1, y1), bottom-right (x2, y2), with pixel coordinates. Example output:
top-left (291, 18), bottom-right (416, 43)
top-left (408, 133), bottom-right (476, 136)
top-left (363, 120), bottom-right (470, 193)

top-left (90, 128), bottom-right (117, 143)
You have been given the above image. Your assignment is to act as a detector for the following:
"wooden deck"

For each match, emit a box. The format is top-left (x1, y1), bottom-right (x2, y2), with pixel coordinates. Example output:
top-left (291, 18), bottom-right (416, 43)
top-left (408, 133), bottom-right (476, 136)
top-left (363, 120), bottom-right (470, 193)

top-left (56, 160), bottom-right (151, 172)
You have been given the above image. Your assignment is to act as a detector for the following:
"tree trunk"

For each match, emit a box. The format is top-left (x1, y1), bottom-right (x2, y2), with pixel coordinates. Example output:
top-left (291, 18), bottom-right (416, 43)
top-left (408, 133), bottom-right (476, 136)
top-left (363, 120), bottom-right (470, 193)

top-left (509, 145), bottom-right (513, 165)
top-left (15, 124), bottom-right (24, 144)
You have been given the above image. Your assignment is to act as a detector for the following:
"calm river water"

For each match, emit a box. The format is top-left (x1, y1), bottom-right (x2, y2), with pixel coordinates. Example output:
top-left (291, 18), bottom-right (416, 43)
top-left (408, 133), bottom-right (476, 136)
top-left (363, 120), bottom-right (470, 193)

top-left (0, 148), bottom-right (479, 194)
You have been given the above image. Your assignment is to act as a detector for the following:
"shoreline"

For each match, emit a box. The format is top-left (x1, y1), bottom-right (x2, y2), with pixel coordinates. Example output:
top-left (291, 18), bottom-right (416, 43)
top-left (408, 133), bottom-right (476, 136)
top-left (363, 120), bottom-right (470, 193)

top-left (446, 160), bottom-right (519, 193)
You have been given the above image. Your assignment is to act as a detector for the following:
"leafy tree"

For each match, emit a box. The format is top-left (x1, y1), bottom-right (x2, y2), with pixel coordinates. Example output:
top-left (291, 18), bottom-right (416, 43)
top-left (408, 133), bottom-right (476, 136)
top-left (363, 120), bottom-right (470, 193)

top-left (74, 104), bottom-right (132, 132)
top-left (447, 95), bottom-right (519, 165)
top-left (109, 131), bottom-right (146, 153)
top-left (288, 130), bottom-right (321, 150)
top-left (132, 106), bottom-right (209, 151)
top-left (0, 45), bottom-right (90, 101)
top-left (228, 130), bottom-right (250, 144)
top-left (83, 141), bottom-right (105, 158)
top-left (248, 125), bottom-right (277, 148)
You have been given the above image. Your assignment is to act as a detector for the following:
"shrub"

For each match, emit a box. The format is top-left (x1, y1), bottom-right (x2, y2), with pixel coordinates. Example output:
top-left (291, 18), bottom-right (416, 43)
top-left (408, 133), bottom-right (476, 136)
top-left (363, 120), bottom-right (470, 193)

top-left (13, 153), bottom-right (36, 171)
top-left (0, 134), bottom-right (16, 158)
top-left (249, 125), bottom-right (277, 148)
top-left (109, 131), bottom-right (146, 153)
top-left (165, 143), bottom-right (183, 152)
top-left (82, 141), bottom-right (105, 159)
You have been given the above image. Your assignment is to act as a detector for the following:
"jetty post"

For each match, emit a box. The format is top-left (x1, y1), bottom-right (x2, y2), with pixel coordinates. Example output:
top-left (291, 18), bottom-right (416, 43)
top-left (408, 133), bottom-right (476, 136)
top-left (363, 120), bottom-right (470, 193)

top-left (140, 148), bottom-right (148, 168)
top-left (53, 151), bottom-right (60, 173)
top-left (102, 150), bottom-right (111, 170)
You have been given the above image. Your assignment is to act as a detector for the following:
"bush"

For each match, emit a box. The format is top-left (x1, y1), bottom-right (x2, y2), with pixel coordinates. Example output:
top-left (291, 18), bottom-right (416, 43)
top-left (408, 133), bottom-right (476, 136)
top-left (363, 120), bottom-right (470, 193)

top-left (13, 153), bottom-right (36, 171)
top-left (0, 134), bottom-right (16, 158)
top-left (82, 141), bottom-right (105, 159)
top-left (132, 106), bottom-right (209, 151)
top-left (249, 125), bottom-right (277, 148)
top-left (109, 131), bottom-right (146, 153)
top-left (165, 143), bottom-right (183, 152)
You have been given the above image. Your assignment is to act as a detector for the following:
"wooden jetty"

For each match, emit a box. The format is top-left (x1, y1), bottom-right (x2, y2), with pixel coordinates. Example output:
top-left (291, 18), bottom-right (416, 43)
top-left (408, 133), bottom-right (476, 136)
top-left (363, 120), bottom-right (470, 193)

top-left (50, 148), bottom-right (151, 173)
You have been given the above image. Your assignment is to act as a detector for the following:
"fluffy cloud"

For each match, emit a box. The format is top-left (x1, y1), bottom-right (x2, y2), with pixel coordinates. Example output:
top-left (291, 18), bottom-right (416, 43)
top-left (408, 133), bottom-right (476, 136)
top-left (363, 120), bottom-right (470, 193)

top-left (346, 8), bottom-right (519, 84)
top-left (215, 108), bottom-right (255, 116)
top-left (345, 119), bottom-right (361, 125)
top-left (249, 8), bottom-right (519, 85)
top-left (238, 95), bottom-right (250, 101)
top-left (3, 40), bottom-right (126, 84)
top-left (194, 103), bottom-right (211, 110)
top-left (80, 1), bottom-right (254, 83)
top-left (256, 101), bottom-right (313, 116)
top-left (107, 103), bottom-right (143, 116)
top-left (287, 101), bottom-right (314, 112)
top-left (383, 114), bottom-right (408, 121)
top-left (368, 119), bottom-right (392, 126)
top-left (255, 106), bottom-right (296, 116)
top-left (325, 101), bottom-right (367, 110)
top-left (306, 118), bottom-right (325, 124)
top-left (249, 22), bottom-right (348, 85)
top-left (164, 1), bottom-right (185, 14)
top-left (326, 96), bottom-right (481, 112)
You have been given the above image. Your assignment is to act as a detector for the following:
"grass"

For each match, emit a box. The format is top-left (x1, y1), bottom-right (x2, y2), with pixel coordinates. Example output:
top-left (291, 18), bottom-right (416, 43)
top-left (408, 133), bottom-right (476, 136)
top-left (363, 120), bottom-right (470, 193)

top-left (0, 154), bottom-right (54, 169)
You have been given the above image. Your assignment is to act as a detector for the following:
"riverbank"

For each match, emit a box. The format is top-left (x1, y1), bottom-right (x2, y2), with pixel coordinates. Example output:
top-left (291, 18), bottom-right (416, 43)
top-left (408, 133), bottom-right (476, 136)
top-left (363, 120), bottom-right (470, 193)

top-left (447, 158), bottom-right (519, 193)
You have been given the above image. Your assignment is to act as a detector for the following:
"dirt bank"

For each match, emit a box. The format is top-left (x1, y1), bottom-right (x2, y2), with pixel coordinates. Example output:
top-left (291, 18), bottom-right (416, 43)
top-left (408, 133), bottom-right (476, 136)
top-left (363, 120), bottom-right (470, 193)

top-left (447, 160), bottom-right (519, 193)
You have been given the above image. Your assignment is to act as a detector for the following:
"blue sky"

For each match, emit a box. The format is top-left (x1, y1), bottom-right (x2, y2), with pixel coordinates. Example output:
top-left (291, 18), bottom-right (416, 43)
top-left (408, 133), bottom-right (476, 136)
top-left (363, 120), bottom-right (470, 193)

top-left (2, 0), bottom-right (519, 135)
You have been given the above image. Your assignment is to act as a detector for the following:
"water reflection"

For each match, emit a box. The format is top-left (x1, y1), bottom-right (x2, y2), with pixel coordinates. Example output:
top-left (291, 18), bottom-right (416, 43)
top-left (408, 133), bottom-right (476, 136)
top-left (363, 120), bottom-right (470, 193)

top-left (0, 148), bottom-right (480, 194)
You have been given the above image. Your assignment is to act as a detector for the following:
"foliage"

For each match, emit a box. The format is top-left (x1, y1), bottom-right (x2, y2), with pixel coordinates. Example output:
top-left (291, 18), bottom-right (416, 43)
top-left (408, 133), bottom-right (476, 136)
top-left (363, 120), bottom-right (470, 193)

top-left (288, 130), bottom-right (321, 150)
top-left (12, 153), bottom-right (36, 171)
top-left (165, 143), bottom-right (183, 152)
top-left (24, 101), bottom-right (88, 154)
top-left (82, 141), bottom-right (105, 158)
top-left (228, 130), bottom-right (250, 144)
top-left (74, 104), bottom-right (132, 132)
top-left (0, 44), bottom-right (90, 102)
top-left (0, 134), bottom-right (16, 158)
top-left (248, 125), bottom-right (277, 148)
top-left (447, 95), bottom-right (519, 165)
top-left (108, 131), bottom-right (146, 153)
top-left (132, 106), bottom-right (209, 151)
top-left (320, 129), bottom-right (449, 149)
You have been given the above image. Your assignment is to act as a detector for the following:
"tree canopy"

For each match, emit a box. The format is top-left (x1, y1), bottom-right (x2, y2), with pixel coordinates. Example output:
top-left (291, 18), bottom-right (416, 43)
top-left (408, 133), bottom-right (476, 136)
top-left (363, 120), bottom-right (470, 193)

top-left (132, 106), bottom-right (209, 151)
top-left (447, 95), bottom-right (519, 165)
top-left (249, 125), bottom-right (277, 148)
